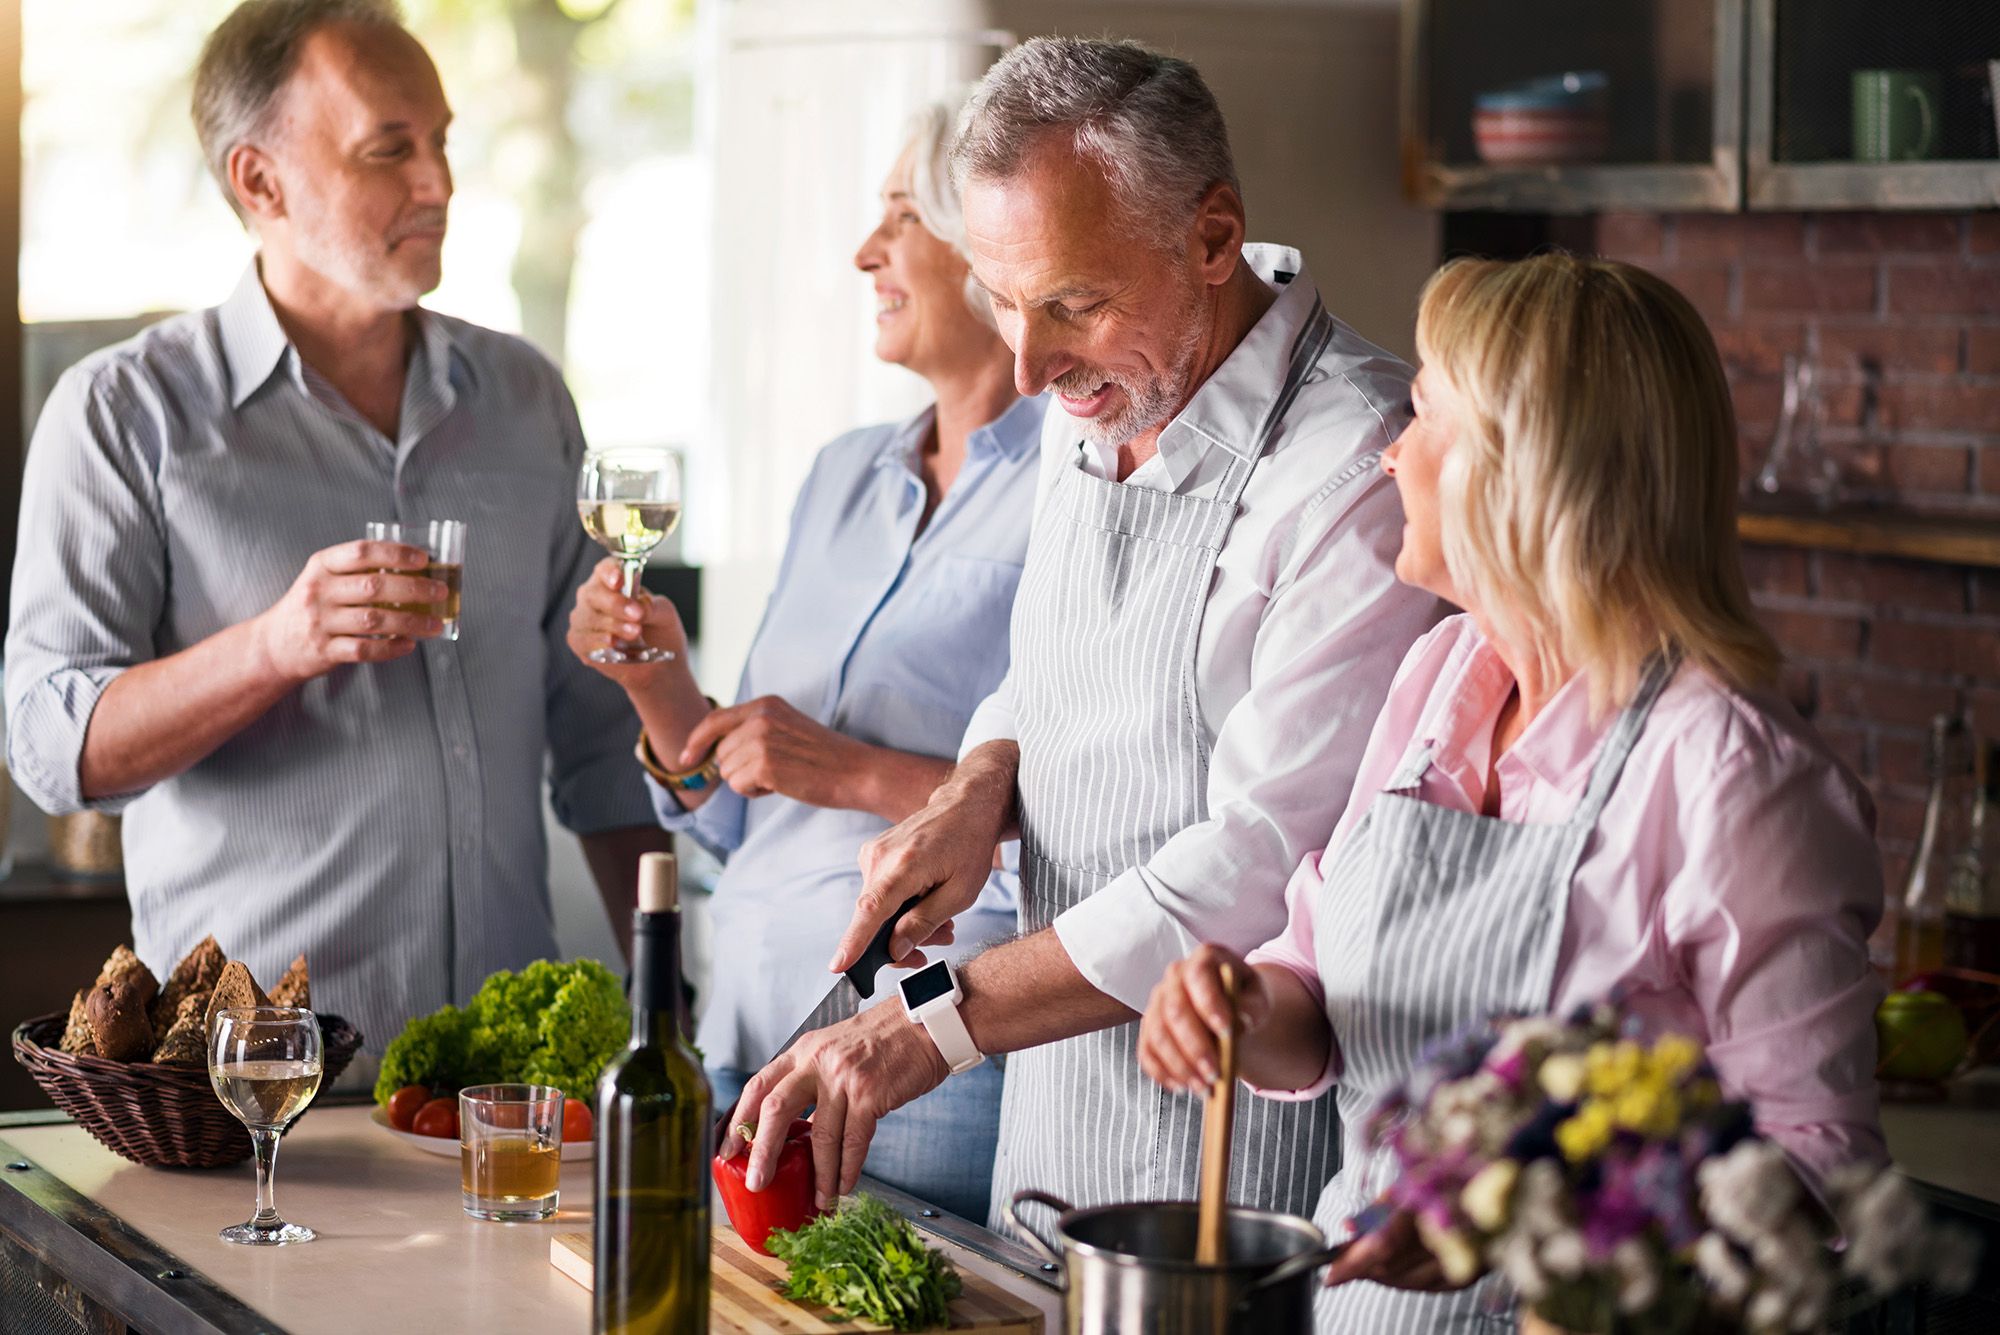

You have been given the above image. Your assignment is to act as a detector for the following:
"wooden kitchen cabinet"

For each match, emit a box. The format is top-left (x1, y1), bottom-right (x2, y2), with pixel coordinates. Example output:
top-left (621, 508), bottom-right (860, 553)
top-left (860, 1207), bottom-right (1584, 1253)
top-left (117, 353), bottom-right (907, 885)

top-left (1405, 0), bottom-right (2000, 213)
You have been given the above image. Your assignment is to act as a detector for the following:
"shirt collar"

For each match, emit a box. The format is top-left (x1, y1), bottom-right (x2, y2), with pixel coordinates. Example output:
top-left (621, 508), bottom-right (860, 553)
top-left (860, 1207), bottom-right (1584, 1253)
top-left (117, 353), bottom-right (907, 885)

top-left (1417, 625), bottom-right (1611, 804)
top-left (1149, 241), bottom-right (1320, 488)
top-left (218, 263), bottom-right (291, 409)
top-left (217, 259), bottom-right (474, 413)
top-left (872, 392), bottom-right (1042, 473)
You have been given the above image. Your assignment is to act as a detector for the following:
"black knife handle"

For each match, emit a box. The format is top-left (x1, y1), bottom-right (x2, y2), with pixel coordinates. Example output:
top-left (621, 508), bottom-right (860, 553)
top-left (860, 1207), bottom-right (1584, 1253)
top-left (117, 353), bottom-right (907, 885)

top-left (845, 898), bottom-right (916, 1000)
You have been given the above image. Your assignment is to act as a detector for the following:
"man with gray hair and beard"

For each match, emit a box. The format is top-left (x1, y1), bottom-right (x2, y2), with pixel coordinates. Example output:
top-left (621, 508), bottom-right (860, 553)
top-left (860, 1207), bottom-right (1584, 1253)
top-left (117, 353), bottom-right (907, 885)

top-left (722, 37), bottom-right (1442, 1233)
top-left (6, 0), bottom-right (664, 1067)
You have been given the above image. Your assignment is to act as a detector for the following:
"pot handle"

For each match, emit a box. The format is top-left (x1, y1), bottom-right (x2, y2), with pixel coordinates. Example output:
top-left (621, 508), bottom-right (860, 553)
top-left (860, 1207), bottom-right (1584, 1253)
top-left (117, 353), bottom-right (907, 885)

top-left (1002, 1189), bottom-right (1073, 1276)
top-left (1235, 1241), bottom-right (1351, 1307)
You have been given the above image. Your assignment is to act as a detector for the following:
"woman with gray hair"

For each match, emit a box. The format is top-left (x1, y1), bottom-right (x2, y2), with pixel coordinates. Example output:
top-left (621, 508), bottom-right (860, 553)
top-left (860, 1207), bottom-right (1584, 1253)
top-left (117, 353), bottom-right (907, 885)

top-left (567, 98), bottom-right (1043, 1218)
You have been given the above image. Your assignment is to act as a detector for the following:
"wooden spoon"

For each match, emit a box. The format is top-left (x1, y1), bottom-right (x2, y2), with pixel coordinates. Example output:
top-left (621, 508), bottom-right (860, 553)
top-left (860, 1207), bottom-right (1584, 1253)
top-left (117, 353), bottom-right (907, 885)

top-left (1195, 962), bottom-right (1239, 1268)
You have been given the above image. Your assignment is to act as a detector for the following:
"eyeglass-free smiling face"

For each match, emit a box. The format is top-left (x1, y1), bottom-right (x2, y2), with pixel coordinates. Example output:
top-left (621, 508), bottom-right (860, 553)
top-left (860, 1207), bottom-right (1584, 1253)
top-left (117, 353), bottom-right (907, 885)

top-left (242, 20), bottom-right (454, 313)
top-left (960, 140), bottom-right (1215, 451)
top-left (853, 142), bottom-right (993, 379)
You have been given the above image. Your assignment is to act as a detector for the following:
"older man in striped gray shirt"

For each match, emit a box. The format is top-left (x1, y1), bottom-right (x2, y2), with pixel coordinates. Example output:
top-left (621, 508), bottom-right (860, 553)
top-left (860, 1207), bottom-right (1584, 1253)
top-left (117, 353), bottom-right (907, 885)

top-left (4, 0), bottom-right (663, 1060)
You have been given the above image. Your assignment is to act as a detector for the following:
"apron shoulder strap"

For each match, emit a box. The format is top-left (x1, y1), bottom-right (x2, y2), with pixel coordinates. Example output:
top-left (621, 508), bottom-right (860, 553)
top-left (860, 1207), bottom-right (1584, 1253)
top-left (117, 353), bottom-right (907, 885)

top-left (1571, 652), bottom-right (1679, 828)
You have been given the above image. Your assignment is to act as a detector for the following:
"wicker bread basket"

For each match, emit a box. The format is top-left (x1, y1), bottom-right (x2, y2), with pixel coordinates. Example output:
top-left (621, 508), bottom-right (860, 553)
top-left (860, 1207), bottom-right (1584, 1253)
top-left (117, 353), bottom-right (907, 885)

top-left (11, 1012), bottom-right (362, 1169)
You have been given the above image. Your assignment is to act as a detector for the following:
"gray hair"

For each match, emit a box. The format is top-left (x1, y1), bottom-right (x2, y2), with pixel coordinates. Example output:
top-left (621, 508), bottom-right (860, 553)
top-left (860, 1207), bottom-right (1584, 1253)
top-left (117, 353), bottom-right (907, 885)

top-left (950, 37), bottom-right (1239, 250)
top-left (192, 0), bottom-right (407, 222)
top-left (902, 93), bottom-right (996, 329)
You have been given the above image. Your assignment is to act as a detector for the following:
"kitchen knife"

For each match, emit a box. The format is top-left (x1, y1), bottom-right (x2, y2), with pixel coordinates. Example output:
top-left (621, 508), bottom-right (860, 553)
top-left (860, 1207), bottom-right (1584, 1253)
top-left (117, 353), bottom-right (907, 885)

top-left (773, 897), bottom-right (916, 1059)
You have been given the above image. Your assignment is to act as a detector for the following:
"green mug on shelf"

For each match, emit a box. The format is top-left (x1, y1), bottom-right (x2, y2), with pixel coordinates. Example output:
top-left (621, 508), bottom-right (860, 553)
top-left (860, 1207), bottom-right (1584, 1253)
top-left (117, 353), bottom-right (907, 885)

top-left (1852, 68), bottom-right (1941, 161)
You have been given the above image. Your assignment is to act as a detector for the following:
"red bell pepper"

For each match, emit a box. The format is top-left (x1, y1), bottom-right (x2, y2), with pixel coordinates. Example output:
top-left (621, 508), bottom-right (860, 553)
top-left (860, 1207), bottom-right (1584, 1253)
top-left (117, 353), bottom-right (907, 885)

top-left (712, 1118), bottom-right (824, 1255)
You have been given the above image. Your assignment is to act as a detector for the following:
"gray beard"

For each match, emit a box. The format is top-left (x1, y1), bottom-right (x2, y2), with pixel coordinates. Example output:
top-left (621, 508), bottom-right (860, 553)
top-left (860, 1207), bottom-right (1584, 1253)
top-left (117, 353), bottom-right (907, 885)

top-left (1059, 298), bottom-right (1208, 451)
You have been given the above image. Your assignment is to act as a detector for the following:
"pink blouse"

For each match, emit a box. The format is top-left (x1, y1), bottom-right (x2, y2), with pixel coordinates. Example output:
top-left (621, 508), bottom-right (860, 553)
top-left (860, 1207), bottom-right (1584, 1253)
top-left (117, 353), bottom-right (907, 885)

top-left (1246, 615), bottom-right (1887, 1188)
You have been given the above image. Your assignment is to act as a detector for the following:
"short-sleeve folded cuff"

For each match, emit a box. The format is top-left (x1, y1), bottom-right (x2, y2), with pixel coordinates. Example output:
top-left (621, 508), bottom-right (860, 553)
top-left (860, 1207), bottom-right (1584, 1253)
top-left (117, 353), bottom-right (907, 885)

top-left (8, 666), bottom-right (138, 815)
top-left (1051, 868), bottom-right (1198, 1013)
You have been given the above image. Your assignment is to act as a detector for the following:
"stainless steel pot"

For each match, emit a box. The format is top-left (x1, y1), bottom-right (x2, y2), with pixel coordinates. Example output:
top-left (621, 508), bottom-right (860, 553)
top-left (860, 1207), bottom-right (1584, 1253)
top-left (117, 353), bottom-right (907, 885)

top-left (1006, 1189), bottom-right (1346, 1334)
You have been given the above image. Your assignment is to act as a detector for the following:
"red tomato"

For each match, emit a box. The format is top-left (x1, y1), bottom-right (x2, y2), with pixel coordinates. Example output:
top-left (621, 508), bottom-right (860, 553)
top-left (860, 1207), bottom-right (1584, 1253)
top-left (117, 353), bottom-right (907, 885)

top-left (411, 1097), bottom-right (459, 1139)
top-left (561, 1098), bottom-right (593, 1143)
top-left (386, 1085), bottom-right (430, 1132)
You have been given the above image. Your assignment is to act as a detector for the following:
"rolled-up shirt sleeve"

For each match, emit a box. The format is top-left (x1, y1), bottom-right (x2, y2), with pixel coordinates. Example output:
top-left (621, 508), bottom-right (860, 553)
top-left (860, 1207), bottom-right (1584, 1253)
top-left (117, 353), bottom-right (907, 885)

top-left (1053, 472), bottom-right (1439, 1012)
top-left (1666, 738), bottom-right (1887, 1194)
top-left (957, 670), bottom-right (1018, 757)
top-left (540, 379), bottom-right (658, 836)
top-left (5, 364), bottom-right (168, 816)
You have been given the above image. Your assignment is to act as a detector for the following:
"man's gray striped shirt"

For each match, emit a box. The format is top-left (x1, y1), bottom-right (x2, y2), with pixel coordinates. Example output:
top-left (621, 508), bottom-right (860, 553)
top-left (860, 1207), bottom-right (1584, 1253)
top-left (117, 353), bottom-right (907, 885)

top-left (5, 264), bottom-right (655, 1051)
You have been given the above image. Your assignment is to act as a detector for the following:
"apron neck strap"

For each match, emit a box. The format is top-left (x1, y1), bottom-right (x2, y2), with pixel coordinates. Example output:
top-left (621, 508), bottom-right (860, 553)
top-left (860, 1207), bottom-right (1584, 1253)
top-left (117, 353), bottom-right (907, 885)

top-left (1570, 652), bottom-right (1679, 828)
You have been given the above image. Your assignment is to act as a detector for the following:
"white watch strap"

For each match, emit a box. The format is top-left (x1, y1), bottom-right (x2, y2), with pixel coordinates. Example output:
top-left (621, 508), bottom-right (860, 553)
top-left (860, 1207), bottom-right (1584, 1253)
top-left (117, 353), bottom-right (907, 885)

top-left (919, 1001), bottom-right (985, 1075)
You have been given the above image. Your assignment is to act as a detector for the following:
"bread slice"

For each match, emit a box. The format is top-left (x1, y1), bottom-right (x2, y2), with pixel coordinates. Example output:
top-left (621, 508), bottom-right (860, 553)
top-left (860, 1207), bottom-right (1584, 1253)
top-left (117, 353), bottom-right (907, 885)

top-left (86, 980), bottom-right (156, 1062)
top-left (204, 960), bottom-right (269, 1028)
top-left (152, 994), bottom-right (209, 1066)
top-left (268, 955), bottom-right (310, 1010)
top-left (59, 988), bottom-right (96, 1056)
top-left (153, 935), bottom-right (225, 1032)
top-left (94, 944), bottom-right (158, 1003)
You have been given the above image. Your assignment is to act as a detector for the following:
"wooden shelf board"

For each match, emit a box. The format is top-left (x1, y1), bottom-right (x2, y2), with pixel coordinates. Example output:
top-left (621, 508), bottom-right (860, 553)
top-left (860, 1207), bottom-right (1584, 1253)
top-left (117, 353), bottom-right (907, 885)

top-left (1738, 509), bottom-right (2000, 569)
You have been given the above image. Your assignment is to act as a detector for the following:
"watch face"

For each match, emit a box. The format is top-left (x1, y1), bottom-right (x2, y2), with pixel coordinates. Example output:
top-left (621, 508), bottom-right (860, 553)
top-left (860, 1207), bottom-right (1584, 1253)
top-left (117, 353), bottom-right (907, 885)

top-left (901, 961), bottom-right (955, 1009)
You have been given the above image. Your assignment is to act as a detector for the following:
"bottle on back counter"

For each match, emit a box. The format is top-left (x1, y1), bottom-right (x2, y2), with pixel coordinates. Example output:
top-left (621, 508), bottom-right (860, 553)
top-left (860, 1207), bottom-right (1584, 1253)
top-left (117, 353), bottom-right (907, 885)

top-left (594, 852), bottom-right (712, 1334)
top-left (1884, 714), bottom-right (1975, 984)
top-left (1947, 740), bottom-right (2000, 976)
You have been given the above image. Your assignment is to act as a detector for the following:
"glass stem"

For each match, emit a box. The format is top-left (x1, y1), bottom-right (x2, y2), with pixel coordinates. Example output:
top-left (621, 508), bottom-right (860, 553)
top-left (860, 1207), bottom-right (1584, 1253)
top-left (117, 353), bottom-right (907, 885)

top-left (250, 1127), bottom-right (283, 1228)
top-left (619, 558), bottom-right (643, 601)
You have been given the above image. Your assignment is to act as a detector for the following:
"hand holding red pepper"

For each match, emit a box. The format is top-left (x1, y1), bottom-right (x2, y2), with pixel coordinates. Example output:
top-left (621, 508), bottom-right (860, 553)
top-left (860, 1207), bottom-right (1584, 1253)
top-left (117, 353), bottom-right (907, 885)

top-left (712, 1119), bottom-right (826, 1255)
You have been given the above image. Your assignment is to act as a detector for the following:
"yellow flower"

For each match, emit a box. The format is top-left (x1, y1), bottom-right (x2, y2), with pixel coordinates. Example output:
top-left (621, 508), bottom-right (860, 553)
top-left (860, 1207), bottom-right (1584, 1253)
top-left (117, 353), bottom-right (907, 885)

top-left (1612, 1083), bottom-right (1681, 1138)
top-left (1556, 1100), bottom-right (1616, 1162)
top-left (1538, 1053), bottom-right (1588, 1103)
top-left (1649, 1034), bottom-right (1701, 1081)
top-left (1460, 1159), bottom-right (1520, 1232)
top-left (1585, 1040), bottom-right (1645, 1098)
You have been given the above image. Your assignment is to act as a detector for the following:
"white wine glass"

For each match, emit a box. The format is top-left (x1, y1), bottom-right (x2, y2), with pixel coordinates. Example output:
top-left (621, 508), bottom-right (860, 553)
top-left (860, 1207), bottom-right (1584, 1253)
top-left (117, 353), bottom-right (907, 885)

top-left (578, 447), bottom-right (683, 664)
top-left (208, 1006), bottom-right (324, 1246)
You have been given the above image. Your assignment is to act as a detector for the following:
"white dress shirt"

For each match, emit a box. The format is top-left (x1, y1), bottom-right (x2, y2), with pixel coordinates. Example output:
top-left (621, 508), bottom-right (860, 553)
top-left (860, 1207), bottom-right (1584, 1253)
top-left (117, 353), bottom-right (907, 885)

top-left (960, 243), bottom-right (1446, 1011)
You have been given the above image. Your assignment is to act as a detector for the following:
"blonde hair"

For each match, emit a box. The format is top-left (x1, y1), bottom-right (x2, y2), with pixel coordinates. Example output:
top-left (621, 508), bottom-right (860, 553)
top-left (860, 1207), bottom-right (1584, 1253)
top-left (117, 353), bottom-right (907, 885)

top-left (1414, 253), bottom-right (1780, 717)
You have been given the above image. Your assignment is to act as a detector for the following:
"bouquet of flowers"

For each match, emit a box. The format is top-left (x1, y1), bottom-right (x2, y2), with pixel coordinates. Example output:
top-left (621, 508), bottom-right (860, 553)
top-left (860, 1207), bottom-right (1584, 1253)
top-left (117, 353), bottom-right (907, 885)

top-left (1365, 1002), bottom-right (1977, 1334)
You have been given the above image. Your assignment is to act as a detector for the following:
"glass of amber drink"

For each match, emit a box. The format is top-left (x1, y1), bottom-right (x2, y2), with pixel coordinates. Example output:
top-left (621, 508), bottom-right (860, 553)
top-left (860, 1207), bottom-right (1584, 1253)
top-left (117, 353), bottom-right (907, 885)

top-left (459, 1084), bottom-right (564, 1221)
top-left (363, 520), bottom-right (467, 640)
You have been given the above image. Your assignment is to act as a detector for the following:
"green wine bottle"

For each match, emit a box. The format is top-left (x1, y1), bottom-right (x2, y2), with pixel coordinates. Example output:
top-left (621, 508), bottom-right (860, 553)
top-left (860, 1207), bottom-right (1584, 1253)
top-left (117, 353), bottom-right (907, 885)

top-left (594, 852), bottom-right (712, 1333)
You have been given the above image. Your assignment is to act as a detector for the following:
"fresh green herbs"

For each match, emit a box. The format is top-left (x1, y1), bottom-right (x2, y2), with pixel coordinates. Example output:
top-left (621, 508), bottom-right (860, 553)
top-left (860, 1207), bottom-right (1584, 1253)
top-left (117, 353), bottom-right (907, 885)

top-left (765, 1194), bottom-right (962, 1330)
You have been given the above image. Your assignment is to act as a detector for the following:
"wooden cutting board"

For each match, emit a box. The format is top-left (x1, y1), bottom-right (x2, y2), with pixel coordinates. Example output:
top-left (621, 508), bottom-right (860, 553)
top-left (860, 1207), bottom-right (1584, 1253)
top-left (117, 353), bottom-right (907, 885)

top-left (551, 1228), bottom-right (1044, 1333)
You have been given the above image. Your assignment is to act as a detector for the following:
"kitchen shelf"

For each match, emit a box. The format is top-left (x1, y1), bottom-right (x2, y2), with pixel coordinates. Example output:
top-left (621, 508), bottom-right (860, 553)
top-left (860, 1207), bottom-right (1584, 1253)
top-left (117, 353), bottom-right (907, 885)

top-left (1400, 0), bottom-right (1743, 214)
top-left (1744, 0), bottom-right (2000, 211)
top-left (1746, 161), bottom-right (2000, 211)
top-left (1738, 507), bottom-right (2000, 568)
top-left (1409, 161), bottom-right (1738, 213)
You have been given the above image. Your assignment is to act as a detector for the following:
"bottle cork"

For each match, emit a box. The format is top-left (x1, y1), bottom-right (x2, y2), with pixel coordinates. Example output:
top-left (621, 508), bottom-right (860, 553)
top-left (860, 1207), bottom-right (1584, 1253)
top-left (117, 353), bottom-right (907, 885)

top-left (637, 851), bottom-right (678, 914)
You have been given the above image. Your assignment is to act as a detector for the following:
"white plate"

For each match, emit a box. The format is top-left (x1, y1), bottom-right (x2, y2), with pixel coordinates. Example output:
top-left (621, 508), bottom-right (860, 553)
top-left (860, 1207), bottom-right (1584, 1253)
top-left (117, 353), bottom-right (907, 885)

top-left (368, 1105), bottom-right (595, 1161)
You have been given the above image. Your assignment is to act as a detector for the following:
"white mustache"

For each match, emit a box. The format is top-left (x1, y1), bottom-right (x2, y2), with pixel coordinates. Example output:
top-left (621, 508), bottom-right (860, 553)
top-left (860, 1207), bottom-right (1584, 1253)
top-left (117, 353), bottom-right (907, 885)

top-left (390, 212), bottom-right (449, 243)
top-left (1054, 367), bottom-right (1114, 396)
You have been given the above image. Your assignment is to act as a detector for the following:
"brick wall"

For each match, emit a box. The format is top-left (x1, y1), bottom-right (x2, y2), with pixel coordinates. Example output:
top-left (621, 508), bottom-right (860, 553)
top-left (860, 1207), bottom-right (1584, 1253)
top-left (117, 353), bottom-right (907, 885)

top-left (1591, 211), bottom-right (2000, 887)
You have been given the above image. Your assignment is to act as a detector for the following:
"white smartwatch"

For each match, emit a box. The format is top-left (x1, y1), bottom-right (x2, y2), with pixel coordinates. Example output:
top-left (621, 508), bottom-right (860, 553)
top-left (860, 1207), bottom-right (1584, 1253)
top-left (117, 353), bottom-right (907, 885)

top-left (898, 960), bottom-right (984, 1075)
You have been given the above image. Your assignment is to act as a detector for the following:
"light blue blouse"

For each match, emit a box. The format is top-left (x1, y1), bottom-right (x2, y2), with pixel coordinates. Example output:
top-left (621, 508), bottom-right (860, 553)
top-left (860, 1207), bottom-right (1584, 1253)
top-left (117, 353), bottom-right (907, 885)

top-left (658, 394), bottom-right (1045, 1072)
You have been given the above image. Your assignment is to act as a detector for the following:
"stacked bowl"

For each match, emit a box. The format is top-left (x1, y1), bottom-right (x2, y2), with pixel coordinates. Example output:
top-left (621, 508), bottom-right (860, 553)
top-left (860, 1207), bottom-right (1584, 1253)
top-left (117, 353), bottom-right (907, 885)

top-left (1472, 71), bottom-right (1610, 166)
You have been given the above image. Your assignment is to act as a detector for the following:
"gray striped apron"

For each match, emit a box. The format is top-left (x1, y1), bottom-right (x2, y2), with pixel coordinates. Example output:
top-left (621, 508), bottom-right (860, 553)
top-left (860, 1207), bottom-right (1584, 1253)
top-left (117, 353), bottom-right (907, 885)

top-left (988, 298), bottom-right (1344, 1235)
top-left (1308, 655), bottom-right (1676, 1333)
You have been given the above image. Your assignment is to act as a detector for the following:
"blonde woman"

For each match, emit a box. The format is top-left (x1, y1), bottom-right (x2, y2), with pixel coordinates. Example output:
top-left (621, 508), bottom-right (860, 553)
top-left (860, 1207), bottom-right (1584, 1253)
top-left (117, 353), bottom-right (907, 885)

top-left (1136, 255), bottom-right (1885, 1332)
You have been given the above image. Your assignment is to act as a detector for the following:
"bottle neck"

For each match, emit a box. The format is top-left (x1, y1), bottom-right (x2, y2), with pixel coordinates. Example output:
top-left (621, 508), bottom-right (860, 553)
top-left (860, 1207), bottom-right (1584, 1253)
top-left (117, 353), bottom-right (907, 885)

top-left (630, 910), bottom-right (684, 1046)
